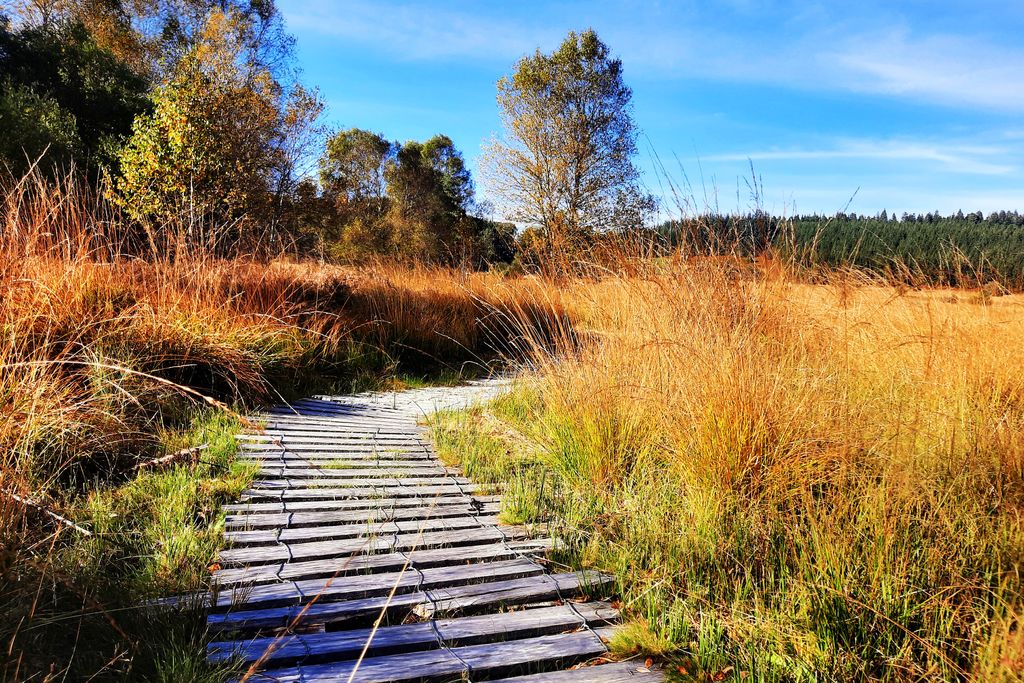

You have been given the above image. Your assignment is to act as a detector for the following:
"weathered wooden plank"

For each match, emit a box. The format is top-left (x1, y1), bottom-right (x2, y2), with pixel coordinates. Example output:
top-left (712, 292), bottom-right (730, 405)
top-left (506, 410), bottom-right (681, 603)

top-left (242, 451), bottom-right (433, 462)
top-left (248, 476), bottom-right (471, 490)
top-left (260, 414), bottom-right (421, 425)
top-left (239, 450), bottom-right (431, 461)
top-left (210, 621), bottom-right (442, 668)
top-left (215, 557), bottom-right (542, 610)
top-left (257, 417), bottom-right (423, 432)
top-left (238, 440), bottom-right (425, 449)
top-left (257, 417), bottom-right (412, 428)
top-left (251, 470), bottom-right (453, 480)
top-left (276, 398), bottom-right (407, 411)
top-left (239, 446), bottom-right (427, 455)
top-left (256, 466), bottom-right (450, 478)
top-left (266, 408), bottom-right (409, 419)
top-left (213, 538), bottom-right (555, 586)
top-left (240, 456), bottom-right (435, 466)
top-left (239, 456), bottom-right (432, 466)
top-left (252, 433), bottom-right (422, 443)
top-left (223, 496), bottom-right (471, 514)
top-left (418, 570), bottom-right (612, 617)
top-left (242, 423), bottom-right (417, 432)
top-left (237, 445), bottom-right (428, 454)
top-left (209, 589), bottom-right (426, 633)
top-left (261, 417), bottom-right (414, 429)
top-left (238, 432), bottom-right (422, 442)
top-left (240, 443), bottom-right (426, 453)
top-left (224, 502), bottom-right (500, 530)
top-left (240, 629), bottom-right (610, 682)
top-left (208, 570), bottom-right (608, 632)
top-left (253, 470), bottom-right (455, 481)
top-left (218, 526), bottom-right (508, 567)
top-left (263, 404), bottom-right (414, 414)
top-left (289, 398), bottom-right (407, 410)
top-left (256, 429), bottom-right (423, 439)
top-left (288, 397), bottom-right (399, 407)
top-left (223, 494), bottom-right (496, 514)
top-left (225, 506), bottom-right (501, 531)
top-left (238, 439), bottom-right (423, 449)
top-left (238, 443), bottom-right (429, 453)
top-left (239, 457), bottom-right (434, 467)
top-left (265, 408), bottom-right (411, 423)
top-left (208, 602), bottom-right (617, 666)
top-left (224, 514), bottom-right (500, 546)
top-left (489, 661), bottom-right (665, 682)
top-left (239, 484), bottom-right (479, 502)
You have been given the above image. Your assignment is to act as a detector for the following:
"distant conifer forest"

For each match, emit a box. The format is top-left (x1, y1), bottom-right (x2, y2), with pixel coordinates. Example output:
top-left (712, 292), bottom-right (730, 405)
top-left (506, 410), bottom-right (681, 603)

top-left (654, 210), bottom-right (1024, 288)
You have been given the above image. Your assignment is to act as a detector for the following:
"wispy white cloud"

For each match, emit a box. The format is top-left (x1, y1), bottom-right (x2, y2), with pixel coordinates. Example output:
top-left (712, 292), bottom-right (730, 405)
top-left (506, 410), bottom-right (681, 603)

top-left (830, 31), bottom-right (1024, 111)
top-left (621, 28), bottom-right (1024, 112)
top-left (703, 138), bottom-right (1017, 175)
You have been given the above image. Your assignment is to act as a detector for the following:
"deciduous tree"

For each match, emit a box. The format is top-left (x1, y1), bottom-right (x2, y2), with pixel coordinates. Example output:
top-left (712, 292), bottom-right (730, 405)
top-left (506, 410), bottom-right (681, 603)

top-left (386, 135), bottom-right (475, 262)
top-left (320, 129), bottom-right (393, 221)
top-left (8, 0), bottom-right (293, 82)
top-left (111, 7), bottom-right (321, 246)
top-left (483, 29), bottom-right (654, 248)
top-left (0, 16), bottom-right (148, 176)
top-left (316, 128), bottom-right (395, 257)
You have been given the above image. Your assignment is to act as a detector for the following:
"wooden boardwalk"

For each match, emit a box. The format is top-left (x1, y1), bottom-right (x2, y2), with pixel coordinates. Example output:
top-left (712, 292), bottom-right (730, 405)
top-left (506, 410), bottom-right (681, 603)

top-left (206, 382), bottom-right (663, 682)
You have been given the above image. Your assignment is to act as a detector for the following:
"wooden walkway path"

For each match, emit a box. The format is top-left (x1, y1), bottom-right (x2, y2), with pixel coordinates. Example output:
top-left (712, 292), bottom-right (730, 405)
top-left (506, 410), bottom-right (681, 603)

top-left (205, 381), bottom-right (664, 682)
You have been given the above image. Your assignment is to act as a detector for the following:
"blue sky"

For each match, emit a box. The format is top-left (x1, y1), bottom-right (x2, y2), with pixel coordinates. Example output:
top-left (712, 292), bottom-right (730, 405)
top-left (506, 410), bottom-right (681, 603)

top-left (278, 0), bottom-right (1024, 218)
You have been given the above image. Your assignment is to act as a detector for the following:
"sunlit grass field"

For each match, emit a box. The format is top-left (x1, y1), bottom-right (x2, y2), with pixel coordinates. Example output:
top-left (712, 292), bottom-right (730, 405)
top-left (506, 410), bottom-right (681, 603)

top-left (432, 264), bottom-right (1024, 681)
top-left (4, 169), bottom-right (1023, 680)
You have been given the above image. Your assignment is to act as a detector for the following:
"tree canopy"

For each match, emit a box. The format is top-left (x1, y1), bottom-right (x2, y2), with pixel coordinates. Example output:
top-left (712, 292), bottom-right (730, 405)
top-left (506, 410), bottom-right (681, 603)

top-left (8, 0), bottom-right (294, 81)
top-left (109, 7), bottom-right (322, 246)
top-left (315, 129), bottom-right (512, 265)
top-left (484, 29), bottom-right (654, 247)
top-left (0, 15), bottom-right (149, 176)
top-left (319, 128), bottom-right (393, 220)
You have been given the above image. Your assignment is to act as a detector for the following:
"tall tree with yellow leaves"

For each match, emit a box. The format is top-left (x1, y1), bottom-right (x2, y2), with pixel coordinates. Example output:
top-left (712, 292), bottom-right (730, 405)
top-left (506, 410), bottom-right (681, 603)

top-left (111, 7), bottom-right (321, 248)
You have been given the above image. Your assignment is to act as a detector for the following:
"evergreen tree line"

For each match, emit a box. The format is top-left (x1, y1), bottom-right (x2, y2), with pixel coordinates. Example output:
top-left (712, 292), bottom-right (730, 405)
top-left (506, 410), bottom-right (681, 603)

top-left (653, 210), bottom-right (1024, 287)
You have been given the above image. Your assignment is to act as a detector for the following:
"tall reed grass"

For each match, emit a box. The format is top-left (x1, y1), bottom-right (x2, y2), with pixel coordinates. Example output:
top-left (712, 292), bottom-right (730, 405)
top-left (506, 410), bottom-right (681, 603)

top-left (435, 257), bottom-right (1024, 680)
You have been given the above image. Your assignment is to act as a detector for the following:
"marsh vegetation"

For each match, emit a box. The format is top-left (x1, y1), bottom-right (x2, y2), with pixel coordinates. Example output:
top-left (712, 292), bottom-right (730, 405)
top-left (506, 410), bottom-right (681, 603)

top-left (2, 2), bottom-right (1023, 680)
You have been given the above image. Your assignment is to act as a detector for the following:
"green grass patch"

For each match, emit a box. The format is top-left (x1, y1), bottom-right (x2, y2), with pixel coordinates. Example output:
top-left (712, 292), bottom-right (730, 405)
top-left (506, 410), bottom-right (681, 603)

top-left (5, 408), bottom-right (257, 681)
top-left (70, 409), bottom-right (256, 596)
top-left (429, 389), bottom-right (554, 525)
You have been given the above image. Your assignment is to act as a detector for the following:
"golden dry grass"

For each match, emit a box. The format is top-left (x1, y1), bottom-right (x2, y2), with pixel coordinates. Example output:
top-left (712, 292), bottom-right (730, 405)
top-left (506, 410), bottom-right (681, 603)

top-left (437, 261), bottom-right (1024, 680)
